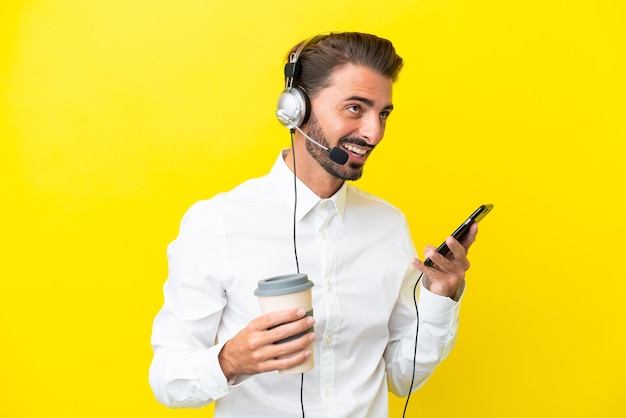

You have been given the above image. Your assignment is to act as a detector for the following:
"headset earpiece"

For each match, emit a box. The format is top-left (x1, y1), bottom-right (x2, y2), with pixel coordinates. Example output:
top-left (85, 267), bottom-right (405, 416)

top-left (276, 86), bottom-right (310, 128)
top-left (276, 34), bottom-right (329, 129)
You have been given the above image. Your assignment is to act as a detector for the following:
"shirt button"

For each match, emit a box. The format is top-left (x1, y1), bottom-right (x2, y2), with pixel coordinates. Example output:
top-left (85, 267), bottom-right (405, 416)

top-left (326, 282), bottom-right (333, 292)
top-left (324, 388), bottom-right (332, 398)
top-left (325, 335), bottom-right (333, 344)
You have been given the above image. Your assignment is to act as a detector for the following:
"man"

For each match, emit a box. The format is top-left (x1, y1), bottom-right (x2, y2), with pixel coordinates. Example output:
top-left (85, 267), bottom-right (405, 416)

top-left (149, 32), bottom-right (477, 417)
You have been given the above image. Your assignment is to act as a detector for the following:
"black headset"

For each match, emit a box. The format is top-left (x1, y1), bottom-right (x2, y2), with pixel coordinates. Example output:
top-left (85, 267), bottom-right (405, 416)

top-left (276, 34), bottom-right (329, 129)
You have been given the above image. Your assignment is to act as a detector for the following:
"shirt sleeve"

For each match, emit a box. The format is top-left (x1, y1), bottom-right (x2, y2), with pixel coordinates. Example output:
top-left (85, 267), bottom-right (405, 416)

top-left (148, 201), bottom-right (232, 407)
top-left (384, 264), bottom-right (464, 397)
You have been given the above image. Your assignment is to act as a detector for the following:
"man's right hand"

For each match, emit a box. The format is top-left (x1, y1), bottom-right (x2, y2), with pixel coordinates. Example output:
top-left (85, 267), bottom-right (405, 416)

top-left (218, 308), bottom-right (316, 380)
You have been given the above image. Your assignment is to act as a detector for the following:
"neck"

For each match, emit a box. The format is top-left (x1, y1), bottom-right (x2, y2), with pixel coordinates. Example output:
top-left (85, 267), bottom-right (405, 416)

top-left (283, 137), bottom-right (344, 199)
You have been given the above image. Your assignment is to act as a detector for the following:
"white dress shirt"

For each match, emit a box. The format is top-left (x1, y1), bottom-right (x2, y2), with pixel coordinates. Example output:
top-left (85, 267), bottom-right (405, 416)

top-left (149, 151), bottom-right (462, 417)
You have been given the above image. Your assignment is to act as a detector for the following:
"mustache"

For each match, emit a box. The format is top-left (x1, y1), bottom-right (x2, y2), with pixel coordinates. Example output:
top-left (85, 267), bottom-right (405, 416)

top-left (339, 136), bottom-right (375, 150)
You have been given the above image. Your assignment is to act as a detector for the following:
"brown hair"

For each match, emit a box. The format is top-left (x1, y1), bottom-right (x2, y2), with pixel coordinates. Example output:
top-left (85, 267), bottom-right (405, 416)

top-left (287, 32), bottom-right (404, 99)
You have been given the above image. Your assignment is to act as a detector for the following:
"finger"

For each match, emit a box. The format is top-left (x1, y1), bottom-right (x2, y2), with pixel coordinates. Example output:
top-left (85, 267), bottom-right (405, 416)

top-left (424, 246), bottom-right (451, 269)
top-left (273, 329), bottom-right (316, 356)
top-left (267, 315), bottom-right (315, 346)
top-left (441, 240), bottom-right (470, 273)
top-left (424, 244), bottom-right (437, 253)
top-left (259, 339), bottom-right (315, 373)
top-left (445, 236), bottom-right (468, 262)
top-left (412, 255), bottom-right (440, 276)
top-left (424, 246), bottom-right (465, 276)
top-left (256, 332), bottom-right (316, 373)
top-left (421, 245), bottom-right (438, 267)
top-left (459, 222), bottom-right (478, 249)
top-left (253, 308), bottom-right (307, 331)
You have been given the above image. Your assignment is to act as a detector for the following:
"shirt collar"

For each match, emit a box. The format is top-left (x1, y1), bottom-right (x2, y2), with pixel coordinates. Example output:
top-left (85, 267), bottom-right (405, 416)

top-left (270, 150), bottom-right (346, 222)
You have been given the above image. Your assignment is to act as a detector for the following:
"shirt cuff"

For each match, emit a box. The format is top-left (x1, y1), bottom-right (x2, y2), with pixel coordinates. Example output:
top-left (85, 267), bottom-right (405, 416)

top-left (201, 342), bottom-right (253, 390)
top-left (418, 281), bottom-right (463, 324)
top-left (193, 343), bottom-right (230, 400)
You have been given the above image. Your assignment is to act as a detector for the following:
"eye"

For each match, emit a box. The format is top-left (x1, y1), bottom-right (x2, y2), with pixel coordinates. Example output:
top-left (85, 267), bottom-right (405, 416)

top-left (380, 110), bottom-right (391, 120)
top-left (347, 104), bottom-right (361, 114)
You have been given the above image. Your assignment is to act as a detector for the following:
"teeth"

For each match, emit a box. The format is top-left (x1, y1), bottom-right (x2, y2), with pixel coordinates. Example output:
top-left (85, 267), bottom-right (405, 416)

top-left (343, 144), bottom-right (367, 156)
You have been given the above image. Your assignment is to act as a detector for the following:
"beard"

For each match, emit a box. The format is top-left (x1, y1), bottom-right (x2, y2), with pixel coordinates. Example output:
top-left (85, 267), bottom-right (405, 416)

top-left (304, 116), bottom-right (368, 181)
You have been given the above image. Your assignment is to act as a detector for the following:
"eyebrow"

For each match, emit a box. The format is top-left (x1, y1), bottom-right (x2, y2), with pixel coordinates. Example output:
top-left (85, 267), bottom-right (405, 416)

top-left (346, 95), bottom-right (394, 111)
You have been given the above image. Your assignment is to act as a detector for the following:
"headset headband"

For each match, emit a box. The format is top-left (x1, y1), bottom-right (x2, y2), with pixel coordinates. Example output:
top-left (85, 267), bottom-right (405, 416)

top-left (284, 33), bottom-right (329, 90)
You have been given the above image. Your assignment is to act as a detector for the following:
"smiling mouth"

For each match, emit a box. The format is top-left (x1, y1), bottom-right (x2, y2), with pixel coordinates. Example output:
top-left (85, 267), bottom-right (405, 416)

top-left (342, 143), bottom-right (369, 156)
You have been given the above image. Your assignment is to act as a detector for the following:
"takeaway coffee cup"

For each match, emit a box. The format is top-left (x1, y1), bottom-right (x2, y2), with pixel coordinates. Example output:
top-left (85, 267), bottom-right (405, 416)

top-left (254, 273), bottom-right (315, 374)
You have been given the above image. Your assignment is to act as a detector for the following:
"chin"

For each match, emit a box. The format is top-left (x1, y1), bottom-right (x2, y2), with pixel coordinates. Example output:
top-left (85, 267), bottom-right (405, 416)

top-left (330, 163), bottom-right (364, 181)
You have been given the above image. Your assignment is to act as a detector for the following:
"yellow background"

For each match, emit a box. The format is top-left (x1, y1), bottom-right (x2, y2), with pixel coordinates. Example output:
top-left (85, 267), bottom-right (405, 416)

top-left (1, 0), bottom-right (624, 417)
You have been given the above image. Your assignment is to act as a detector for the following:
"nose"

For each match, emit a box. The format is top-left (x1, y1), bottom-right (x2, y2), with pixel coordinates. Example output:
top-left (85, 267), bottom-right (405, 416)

top-left (358, 113), bottom-right (385, 145)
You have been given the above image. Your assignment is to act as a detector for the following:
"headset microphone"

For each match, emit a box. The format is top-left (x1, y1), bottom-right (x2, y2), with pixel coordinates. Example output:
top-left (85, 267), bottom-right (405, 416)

top-left (277, 110), bottom-right (349, 165)
top-left (328, 146), bottom-right (350, 165)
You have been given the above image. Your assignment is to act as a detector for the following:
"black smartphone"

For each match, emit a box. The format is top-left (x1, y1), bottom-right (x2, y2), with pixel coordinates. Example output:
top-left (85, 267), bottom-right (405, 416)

top-left (424, 204), bottom-right (494, 267)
